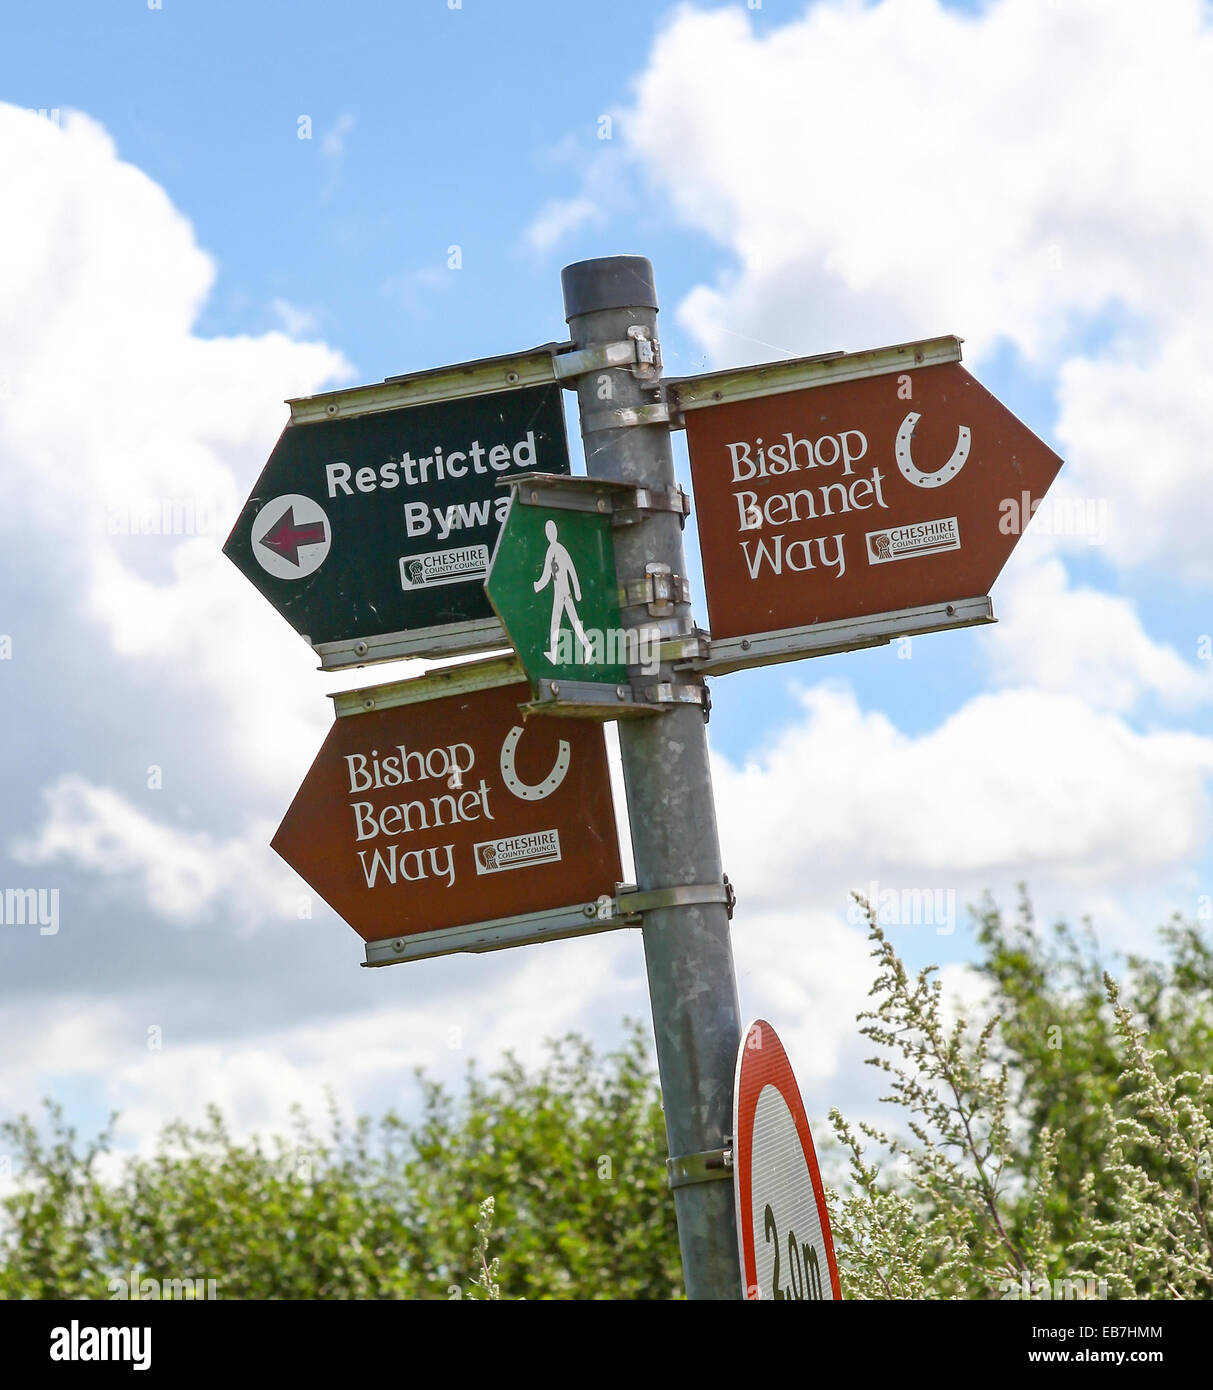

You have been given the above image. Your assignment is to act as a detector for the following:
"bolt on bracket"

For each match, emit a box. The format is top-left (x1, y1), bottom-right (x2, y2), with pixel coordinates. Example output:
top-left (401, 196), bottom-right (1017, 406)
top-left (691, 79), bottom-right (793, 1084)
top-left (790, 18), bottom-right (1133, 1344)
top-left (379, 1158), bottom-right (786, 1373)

top-left (625, 325), bottom-right (662, 379)
top-left (667, 1145), bottom-right (734, 1190)
top-left (619, 562), bottom-right (691, 616)
top-left (551, 332), bottom-right (662, 386)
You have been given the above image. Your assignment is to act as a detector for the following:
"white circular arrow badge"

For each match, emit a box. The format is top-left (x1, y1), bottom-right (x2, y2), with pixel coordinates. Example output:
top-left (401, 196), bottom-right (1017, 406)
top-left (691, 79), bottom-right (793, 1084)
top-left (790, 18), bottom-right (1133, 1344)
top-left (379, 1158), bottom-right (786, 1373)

top-left (251, 494), bottom-right (331, 580)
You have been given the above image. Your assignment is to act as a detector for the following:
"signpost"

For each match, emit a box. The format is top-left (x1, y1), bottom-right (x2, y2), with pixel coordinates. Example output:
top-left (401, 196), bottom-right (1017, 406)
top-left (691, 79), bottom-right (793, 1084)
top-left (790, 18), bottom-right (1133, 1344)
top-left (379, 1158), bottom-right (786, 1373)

top-left (669, 338), bottom-right (1062, 674)
top-left (224, 360), bottom-right (571, 670)
top-left (226, 254), bottom-right (1064, 1301)
top-left (733, 1019), bottom-right (841, 1301)
top-left (270, 655), bottom-right (624, 962)
top-left (560, 258), bottom-right (744, 1299)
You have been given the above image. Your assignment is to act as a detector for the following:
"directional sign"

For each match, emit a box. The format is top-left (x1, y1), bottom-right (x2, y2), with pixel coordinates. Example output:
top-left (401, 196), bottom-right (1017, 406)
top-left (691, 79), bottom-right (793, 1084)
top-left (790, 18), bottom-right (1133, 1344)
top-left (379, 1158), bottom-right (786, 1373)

top-left (734, 1019), bottom-right (841, 1302)
top-left (671, 337), bottom-right (1061, 669)
top-left (486, 490), bottom-right (628, 696)
top-left (224, 372), bottom-right (571, 669)
top-left (270, 657), bottom-right (623, 961)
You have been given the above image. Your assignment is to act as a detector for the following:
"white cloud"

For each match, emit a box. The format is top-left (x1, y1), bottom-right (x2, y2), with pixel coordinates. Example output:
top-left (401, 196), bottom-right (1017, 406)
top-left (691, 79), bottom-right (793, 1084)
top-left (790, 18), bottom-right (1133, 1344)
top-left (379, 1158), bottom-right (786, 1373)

top-left (0, 103), bottom-right (353, 795)
top-left (11, 776), bottom-right (295, 931)
top-left (732, 907), bottom-right (874, 1083)
top-left (523, 196), bottom-right (601, 254)
top-left (614, 0), bottom-right (1213, 583)
top-left (1055, 327), bottom-right (1213, 583)
top-left (0, 929), bottom-right (656, 1159)
top-left (713, 682), bottom-right (1213, 908)
top-left (321, 112), bottom-right (355, 161)
top-left (988, 558), bottom-right (1213, 712)
top-left (270, 299), bottom-right (320, 337)
top-left (626, 0), bottom-right (1213, 366)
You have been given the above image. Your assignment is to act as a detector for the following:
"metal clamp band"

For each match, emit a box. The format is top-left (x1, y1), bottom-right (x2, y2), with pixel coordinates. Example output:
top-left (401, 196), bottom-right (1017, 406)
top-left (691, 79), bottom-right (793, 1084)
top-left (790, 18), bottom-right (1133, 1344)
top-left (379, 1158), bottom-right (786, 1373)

top-left (667, 1146), bottom-right (734, 1190)
top-left (581, 401), bottom-right (671, 433)
top-left (640, 681), bottom-right (708, 708)
top-left (552, 340), bottom-right (648, 382)
top-left (616, 878), bottom-right (735, 919)
top-left (610, 485), bottom-right (690, 528)
top-left (500, 472), bottom-right (687, 526)
top-left (619, 565), bottom-right (691, 615)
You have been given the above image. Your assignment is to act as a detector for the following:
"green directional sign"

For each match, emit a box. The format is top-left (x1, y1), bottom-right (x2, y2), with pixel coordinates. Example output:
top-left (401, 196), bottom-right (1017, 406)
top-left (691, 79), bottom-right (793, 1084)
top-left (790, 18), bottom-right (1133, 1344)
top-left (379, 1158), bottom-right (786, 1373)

top-left (222, 370), bottom-right (571, 672)
top-left (486, 493), bottom-right (628, 693)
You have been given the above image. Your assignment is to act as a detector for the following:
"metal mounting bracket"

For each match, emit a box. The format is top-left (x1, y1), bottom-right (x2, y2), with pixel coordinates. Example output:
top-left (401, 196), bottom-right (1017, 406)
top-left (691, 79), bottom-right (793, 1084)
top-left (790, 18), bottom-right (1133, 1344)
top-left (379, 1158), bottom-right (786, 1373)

top-left (552, 330), bottom-right (661, 386)
top-left (685, 596), bottom-right (996, 676)
top-left (611, 486), bottom-right (690, 529)
top-left (658, 629), bottom-right (712, 664)
top-left (620, 563), bottom-right (691, 615)
top-left (667, 1145), bottom-right (734, 1190)
top-left (640, 681), bottom-right (708, 709)
top-left (523, 676), bottom-right (709, 718)
top-left (616, 876), bottom-right (735, 920)
top-left (524, 678), bottom-right (662, 720)
top-left (499, 472), bottom-right (688, 528)
top-left (581, 401), bottom-right (671, 433)
top-left (626, 325), bottom-right (661, 379)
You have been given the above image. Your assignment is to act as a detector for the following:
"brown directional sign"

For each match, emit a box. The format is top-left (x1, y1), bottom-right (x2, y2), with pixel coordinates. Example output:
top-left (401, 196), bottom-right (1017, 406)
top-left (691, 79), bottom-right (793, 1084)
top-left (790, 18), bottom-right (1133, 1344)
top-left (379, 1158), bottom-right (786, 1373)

top-left (675, 339), bottom-right (1062, 646)
top-left (271, 658), bottom-right (623, 952)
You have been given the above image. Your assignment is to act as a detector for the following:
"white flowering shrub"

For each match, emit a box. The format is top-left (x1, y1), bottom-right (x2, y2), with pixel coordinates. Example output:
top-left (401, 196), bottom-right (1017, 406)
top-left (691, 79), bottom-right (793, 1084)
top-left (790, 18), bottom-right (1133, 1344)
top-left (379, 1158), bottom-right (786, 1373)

top-left (829, 897), bottom-right (1213, 1300)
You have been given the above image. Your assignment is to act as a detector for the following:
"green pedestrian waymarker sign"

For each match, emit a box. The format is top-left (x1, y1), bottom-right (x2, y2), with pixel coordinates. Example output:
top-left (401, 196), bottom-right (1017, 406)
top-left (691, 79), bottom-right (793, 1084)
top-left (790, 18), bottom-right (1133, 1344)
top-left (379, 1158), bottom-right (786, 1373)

top-left (486, 484), bottom-right (632, 705)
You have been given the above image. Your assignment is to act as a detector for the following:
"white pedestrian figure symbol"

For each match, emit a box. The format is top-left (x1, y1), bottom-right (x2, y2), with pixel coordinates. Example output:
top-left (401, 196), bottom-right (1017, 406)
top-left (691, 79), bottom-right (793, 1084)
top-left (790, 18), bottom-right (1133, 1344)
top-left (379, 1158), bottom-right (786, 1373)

top-left (534, 518), bottom-right (593, 663)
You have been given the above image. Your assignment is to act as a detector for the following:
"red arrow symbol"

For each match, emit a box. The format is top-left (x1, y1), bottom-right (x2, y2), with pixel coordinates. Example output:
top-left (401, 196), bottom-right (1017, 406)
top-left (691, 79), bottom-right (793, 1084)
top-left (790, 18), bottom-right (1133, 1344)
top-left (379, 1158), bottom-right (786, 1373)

top-left (260, 505), bottom-right (326, 566)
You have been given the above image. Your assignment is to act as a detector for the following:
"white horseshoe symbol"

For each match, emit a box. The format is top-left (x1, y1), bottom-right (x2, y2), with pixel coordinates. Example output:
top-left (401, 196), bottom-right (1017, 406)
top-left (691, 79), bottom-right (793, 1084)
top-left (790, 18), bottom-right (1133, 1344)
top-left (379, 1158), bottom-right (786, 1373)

top-left (500, 725), bottom-right (571, 801)
top-left (895, 412), bottom-right (971, 489)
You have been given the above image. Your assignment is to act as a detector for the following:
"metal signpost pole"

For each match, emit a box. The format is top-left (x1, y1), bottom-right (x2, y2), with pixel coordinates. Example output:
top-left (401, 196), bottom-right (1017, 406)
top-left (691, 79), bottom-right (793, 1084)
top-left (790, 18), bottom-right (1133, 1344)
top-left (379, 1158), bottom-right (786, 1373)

top-left (561, 256), bottom-right (743, 1300)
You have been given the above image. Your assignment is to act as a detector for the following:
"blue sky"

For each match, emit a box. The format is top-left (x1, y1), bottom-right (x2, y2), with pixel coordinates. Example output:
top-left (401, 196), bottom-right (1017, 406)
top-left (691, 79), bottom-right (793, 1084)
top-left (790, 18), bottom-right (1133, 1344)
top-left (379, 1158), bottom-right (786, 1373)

top-left (3, 0), bottom-right (1213, 1163)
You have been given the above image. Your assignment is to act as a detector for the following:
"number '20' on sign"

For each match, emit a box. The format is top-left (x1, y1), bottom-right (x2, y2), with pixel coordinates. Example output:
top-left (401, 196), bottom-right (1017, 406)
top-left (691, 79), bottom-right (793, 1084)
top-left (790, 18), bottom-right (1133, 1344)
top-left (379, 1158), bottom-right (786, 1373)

top-left (759, 1203), bottom-right (826, 1300)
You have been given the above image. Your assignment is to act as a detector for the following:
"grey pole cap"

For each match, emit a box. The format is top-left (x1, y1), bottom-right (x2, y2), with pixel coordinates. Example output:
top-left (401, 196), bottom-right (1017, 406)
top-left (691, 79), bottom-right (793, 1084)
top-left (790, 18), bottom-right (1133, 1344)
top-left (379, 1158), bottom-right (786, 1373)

top-left (561, 255), bottom-right (658, 320)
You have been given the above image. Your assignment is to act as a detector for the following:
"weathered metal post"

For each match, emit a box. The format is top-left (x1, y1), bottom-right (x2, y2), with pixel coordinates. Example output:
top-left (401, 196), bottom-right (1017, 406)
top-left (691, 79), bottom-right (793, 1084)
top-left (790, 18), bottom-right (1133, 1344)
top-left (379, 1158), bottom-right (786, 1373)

top-left (561, 255), bottom-right (744, 1299)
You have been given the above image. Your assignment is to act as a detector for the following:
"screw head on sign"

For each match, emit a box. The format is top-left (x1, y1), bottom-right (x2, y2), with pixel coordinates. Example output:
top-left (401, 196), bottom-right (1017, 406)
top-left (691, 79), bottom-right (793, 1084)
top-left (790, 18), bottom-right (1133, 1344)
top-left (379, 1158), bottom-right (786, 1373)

top-left (550, 682), bottom-right (560, 697)
top-left (616, 686), bottom-right (626, 699)
top-left (354, 641), bottom-right (368, 656)
top-left (506, 371), bottom-right (519, 384)
top-left (362, 697), bottom-right (374, 710)
top-left (325, 403), bottom-right (339, 417)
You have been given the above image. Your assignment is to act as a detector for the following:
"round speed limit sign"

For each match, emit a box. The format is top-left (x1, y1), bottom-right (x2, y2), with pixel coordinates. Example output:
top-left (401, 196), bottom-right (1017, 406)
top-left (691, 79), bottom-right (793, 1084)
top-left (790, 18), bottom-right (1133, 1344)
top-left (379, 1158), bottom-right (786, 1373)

top-left (734, 1019), bottom-right (842, 1301)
